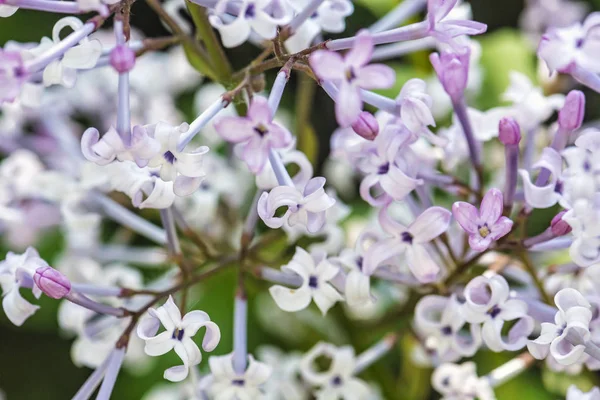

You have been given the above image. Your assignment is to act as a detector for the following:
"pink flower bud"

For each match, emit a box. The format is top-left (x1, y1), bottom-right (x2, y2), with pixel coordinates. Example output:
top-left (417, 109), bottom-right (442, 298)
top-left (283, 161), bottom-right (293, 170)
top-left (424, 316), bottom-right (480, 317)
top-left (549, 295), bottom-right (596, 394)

top-left (110, 45), bottom-right (136, 73)
top-left (551, 211), bottom-right (572, 236)
top-left (34, 266), bottom-right (71, 299)
top-left (351, 111), bottom-right (379, 141)
top-left (558, 90), bottom-right (585, 131)
top-left (429, 48), bottom-right (470, 103)
top-left (498, 117), bottom-right (521, 145)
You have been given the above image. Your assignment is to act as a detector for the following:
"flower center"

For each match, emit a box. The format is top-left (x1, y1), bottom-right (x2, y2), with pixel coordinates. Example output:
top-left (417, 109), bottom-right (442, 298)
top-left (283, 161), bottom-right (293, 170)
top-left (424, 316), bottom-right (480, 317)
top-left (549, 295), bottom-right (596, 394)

top-left (378, 162), bottom-right (390, 175)
top-left (487, 305), bottom-right (501, 319)
top-left (253, 123), bottom-right (269, 137)
top-left (401, 232), bottom-right (413, 244)
top-left (441, 325), bottom-right (452, 336)
top-left (331, 375), bottom-right (343, 386)
top-left (308, 275), bottom-right (318, 288)
top-left (554, 180), bottom-right (564, 194)
top-left (576, 37), bottom-right (584, 48)
top-left (356, 256), bottom-right (364, 271)
top-left (163, 150), bottom-right (176, 164)
top-left (232, 379), bottom-right (245, 386)
top-left (245, 3), bottom-right (255, 18)
top-left (172, 328), bottom-right (185, 341)
top-left (478, 224), bottom-right (490, 238)
top-left (345, 67), bottom-right (356, 82)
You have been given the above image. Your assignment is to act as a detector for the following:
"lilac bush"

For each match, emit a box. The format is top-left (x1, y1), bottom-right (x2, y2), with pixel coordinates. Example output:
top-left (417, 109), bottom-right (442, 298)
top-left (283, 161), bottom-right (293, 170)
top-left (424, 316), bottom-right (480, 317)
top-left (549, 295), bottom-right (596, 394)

top-left (2, 0), bottom-right (600, 399)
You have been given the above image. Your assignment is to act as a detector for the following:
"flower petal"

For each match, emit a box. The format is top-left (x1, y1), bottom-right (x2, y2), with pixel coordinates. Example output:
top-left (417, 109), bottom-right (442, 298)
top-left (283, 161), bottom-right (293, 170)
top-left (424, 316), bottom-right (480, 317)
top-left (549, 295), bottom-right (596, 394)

top-left (409, 206), bottom-right (452, 243)
top-left (406, 244), bottom-right (440, 283)
top-left (269, 285), bottom-right (312, 312)
top-left (479, 188), bottom-right (503, 225)
top-left (452, 201), bottom-right (479, 234)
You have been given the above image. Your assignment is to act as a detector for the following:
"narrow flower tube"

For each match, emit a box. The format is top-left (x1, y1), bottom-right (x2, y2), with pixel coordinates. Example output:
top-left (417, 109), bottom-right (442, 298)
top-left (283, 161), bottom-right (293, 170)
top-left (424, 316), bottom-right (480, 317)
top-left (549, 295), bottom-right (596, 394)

top-left (257, 266), bottom-right (303, 287)
top-left (70, 283), bottom-right (122, 297)
top-left (72, 352), bottom-right (112, 400)
top-left (268, 71), bottom-right (289, 117)
top-left (242, 191), bottom-right (262, 246)
top-left (268, 148), bottom-right (294, 187)
top-left (513, 295), bottom-right (556, 323)
top-left (371, 37), bottom-right (436, 61)
top-left (522, 228), bottom-right (556, 248)
top-left (528, 236), bottom-right (572, 252)
top-left (570, 65), bottom-right (600, 94)
top-left (453, 98), bottom-right (482, 189)
top-left (499, 117), bottom-right (521, 212)
top-left (159, 208), bottom-right (181, 256)
top-left (353, 334), bottom-right (397, 374)
top-left (551, 211), bottom-right (572, 236)
top-left (369, 0), bottom-right (427, 33)
top-left (65, 292), bottom-right (125, 317)
top-left (96, 348), bottom-right (126, 400)
top-left (177, 97), bottom-right (228, 152)
top-left (321, 81), bottom-right (398, 116)
top-left (92, 192), bottom-right (167, 245)
top-left (288, 0), bottom-right (325, 33)
top-left (233, 294), bottom-right (248, 375)
top-left (24, 21), bottom-right (96, 73)
top-left (93, 245), bottom-right (168, 266)
top-left (327, 21), bottom-right (429, 51)
top-left (114, 20), bottom-right (131, 144)
top-left (485, 353), bottom-right (533, 387)
top-left (3, 0), bottom-right (91, 14)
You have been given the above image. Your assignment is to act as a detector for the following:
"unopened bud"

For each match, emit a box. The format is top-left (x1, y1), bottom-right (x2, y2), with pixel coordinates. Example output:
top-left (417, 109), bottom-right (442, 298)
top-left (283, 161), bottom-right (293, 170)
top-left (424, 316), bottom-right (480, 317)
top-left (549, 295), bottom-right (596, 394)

top-left (551, 211), bottom-right (572, 236)
top-left (34, 266), bottom-right (71, 299)
top-left (351, 111), bottom-right (379, 141)
top-left (110, 45), bottom-right (136, 73)
top-left (498, 117), bottom-right (521, 145)
top-left (558, 90), bottom-right (585, 131)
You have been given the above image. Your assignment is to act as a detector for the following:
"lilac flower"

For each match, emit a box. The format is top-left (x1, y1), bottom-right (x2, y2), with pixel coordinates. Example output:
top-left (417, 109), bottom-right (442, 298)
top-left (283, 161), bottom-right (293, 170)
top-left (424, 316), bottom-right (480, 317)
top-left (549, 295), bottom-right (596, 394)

top-left (430, 47), bottom-right (470, 104)
top-left (462, 273), bottom-right (534, 352)
top-left (426, 0), bottom-right (487, 45)
top-left (0, 49), bottom-right (27, 104)
top-left (205, 352), bottom-right (272, 398)
top-left (432, 362), bottom-right (495, 400)
top-left (258, 177), bottom-right (336, 233)
top-left (268, 247), bottom-right (343, 315)
top-left (395, 78), bottom-right (440, 144)
top-left (0, 247), bottom-right (47, 326)
top-left (452, 188), bottom-right (514, 251)
top-left (351, 111), bottom-right (379, 141)
top-left (538, 13), bottom-right (600, 74)
top-left (137, 296), bottom-right (221, 382)
top-left (214, 96), bottom-right (293, 174)
top-left (309, 30), bottom-right (395, 127)
top-left (528, 288), bottom-right (592, 365)
top-left (567, 385), bottom-right (600, 400)
top-left (519, 148), bottom-right (566, 209)
top-left (33, 266), bottom-right (71, 299)
top-left (363, 204), bottom-right (451, 283)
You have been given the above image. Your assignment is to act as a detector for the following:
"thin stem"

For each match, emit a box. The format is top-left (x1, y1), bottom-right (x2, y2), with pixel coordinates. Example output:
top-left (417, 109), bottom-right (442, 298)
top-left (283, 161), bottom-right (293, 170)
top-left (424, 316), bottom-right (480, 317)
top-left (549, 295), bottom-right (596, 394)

top-left (178, 97), bottom-right (228, 152)
top-left (503, 144), bottom-right (519, 213)
top-left (519, 251), bottom-right (552, 304)
top-left (268, 70), bottom-right (290, 117)
top-left (114, 20), bottom-right (131, 144)
top-left (160, 208), bottom-right (182, 256)
top-left (268, 148), bottom-right (294, 187)
top-left (443, 250), bottom-right (489, 286)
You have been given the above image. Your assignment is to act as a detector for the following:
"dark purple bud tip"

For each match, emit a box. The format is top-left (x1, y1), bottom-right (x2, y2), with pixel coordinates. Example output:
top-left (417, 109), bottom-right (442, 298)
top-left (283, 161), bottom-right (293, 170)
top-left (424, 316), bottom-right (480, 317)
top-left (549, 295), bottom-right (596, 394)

top-left (498, 117), bottom-right (521, 145)
top-left (559, 90), bottom-right (585, 131)
top-left (351, 111), bottom-right (379, 141)
top-left (109, 45), bottom-right (136, 74)
top-left (551, 210), bottom-right (572, 236)
top-left (34, 266), bottom-right (71, 299)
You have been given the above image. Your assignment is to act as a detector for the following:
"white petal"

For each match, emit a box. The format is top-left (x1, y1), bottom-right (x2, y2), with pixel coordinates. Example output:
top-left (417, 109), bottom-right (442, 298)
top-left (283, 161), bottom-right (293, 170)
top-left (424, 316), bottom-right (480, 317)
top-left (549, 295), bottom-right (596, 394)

top-left (2, 287), bottom-right (39, 326)
top-left (269, 285), bottom-right (312, 312)
top-left (164, 364), bottom-right (190, 382)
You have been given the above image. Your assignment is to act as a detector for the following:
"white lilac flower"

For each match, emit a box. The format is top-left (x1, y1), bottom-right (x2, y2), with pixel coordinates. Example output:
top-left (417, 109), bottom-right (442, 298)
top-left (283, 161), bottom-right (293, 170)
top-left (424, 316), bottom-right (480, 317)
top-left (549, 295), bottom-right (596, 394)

top-left (331, 247), bottom-right (371, 309)
top-left (284, 0), bottom-right (354, 53)
top-left (257, 346), bottom-right (309, 400)
top-left (519, 0), bottom-right (589, 43)
top-left (414, 295), bottom-right (482, 362)
top-left (519, 147), bottom-right (568, 209)
top-left (137, 296), bottom-right (221, 382)
top-left (258, 177), bottom-right (336, 234)
top-left (0, 247), bottom-right (47, 326)
top-left (462, 273), bottom-right (534, 352)
top-left (300, 342), bottom-right (371, 400)
top-left (26, 17), bottom-right (102, 88)
top-left (269, 247), bottom-right (343, 315)
top-left (567, 385), bottom-right (600, 400)
top-left (205, 352), bottom-right (272, 399)
top-left (528, 288), bottom-right (593, 365)
top-left (431, 362), bottom-right (495, 400)
top-left (209, 0), bottom-right (292, 48)
top-left (363, 204), bottom-right (451, 283)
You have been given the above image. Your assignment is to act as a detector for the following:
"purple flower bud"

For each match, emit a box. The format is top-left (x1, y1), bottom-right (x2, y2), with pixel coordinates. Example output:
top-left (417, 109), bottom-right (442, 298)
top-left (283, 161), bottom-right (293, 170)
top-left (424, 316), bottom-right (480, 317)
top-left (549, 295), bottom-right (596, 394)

top-left (551, 211), bottom-right (572, 236)
top-left (429, 48), bottom-right (470, 103)
top-left (34, 266), bottom-right (71, 299)
top-left (498, 117), bottom-right (522, 145)
top-left (351, 111), bottom-right (379, 141)
top-left (109, 45), bottom-right (136, 73)
top-left (558, 90), bottom-right (585, 131)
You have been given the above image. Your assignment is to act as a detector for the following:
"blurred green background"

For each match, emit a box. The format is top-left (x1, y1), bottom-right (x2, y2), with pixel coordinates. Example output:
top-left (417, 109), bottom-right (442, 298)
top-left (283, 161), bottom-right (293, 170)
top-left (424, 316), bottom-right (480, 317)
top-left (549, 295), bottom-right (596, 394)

top-left (2, 0), bottom-right (600, 399)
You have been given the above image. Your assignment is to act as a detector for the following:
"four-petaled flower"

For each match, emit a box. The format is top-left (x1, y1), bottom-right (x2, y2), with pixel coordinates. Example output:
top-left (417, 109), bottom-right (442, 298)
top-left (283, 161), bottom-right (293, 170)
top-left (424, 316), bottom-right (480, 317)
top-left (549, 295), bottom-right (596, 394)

top-left (258, 177), bottom-right (336, 234)
top-left (452, 188), bottom-right (514, 251)
top-left (364, 205), bottom-right (451, 283)
top-left (310, 30), bottom-right (395, 127)
top-left (528, 288), bottom-right (593, 365)
top-left (137, 296), bottom-right (221, 382)
top-left (205, 352), bottom-right (273, 399)
top-left (214, 95), bottom-right (293, 174)
top-left (269, 247), bottom-right (343, 315)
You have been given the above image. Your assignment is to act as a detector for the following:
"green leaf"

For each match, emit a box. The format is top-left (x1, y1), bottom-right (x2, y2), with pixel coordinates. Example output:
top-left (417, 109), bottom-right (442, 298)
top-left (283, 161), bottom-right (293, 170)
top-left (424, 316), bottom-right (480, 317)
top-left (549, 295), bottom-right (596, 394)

top-left (353, 0), bottom-right (400, 17)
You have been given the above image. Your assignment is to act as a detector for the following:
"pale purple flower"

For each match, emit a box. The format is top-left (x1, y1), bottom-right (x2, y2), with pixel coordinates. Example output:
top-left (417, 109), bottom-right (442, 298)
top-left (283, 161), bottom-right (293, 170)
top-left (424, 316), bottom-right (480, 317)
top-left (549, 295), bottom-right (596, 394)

top-left (528, 288), bottom-right (592, 365)
top-left (257, 177), bottom-right (336, 234)
top-left (351, 111), bottom-right (379, 141)
top-left (214, 95), bottom-right (293, 174)
top-left (519, 148), bottom-right (566, 209)
top-left (430, 47), bottom-right (470, 103)
top-left (33, 266), bottom-right (71, 299)
top-left (395, 78), bottom-right (444, 145)
top-left (426, 0), bottom-right (487, 45)
top-left (268, 247), bottom-right (343, 315)
top-left (462, 273), bottom-right (534, 352)
top-left (363, 204), bottom-right (451, 283)
top-left (309, 30), bottom-right (395, 127)
top-left (205, 352), bottom-right (272, 398)
top-left (538, 13), bottom-right (600, 74)
top-left (452, 188), bottom-right (514, 251)
top-left (567, 385), bottom-right (600, 400)
top-left (0, 49), bottom-right (27, 104)
top-left (137, 296), bottom-right (221, 382)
